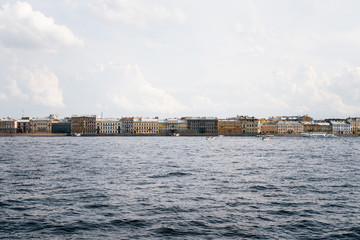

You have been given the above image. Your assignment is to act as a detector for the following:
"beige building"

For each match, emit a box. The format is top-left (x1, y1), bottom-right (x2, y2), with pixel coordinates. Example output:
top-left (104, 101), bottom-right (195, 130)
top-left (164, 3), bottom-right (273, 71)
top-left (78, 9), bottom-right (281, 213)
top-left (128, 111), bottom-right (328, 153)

top-left (71, 115), bottom-right (97, 135)
top-left (277, 122), bottom-right (303, 134)
top-left (261, 121), bottom-right (303, 135)
top-left (260, 122), bottom-right (277, 134)
top-left (30, 119), bottom-right (52, 133)
top-left (0, 118), bottom-right (17, 133)
top-left (218, 119), bottom-right (243, 135)
top-left (347, 117), bottom-right (360, 135)
top-left (236, 116), bottom-right (260, 135)
top-left (133, 117), bottom-right (159, 135)
top-left (96, 118), bottom-right (121, 134)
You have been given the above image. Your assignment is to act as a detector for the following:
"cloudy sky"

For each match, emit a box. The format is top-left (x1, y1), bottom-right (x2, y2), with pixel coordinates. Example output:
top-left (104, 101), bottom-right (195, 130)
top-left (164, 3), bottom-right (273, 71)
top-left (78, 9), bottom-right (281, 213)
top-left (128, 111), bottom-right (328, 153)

top-left (1, 0), bottom-right (360, 119)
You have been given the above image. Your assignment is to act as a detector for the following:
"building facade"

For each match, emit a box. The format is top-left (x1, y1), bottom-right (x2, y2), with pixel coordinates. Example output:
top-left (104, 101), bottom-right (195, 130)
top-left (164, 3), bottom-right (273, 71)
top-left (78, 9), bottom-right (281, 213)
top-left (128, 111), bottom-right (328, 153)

top-left (218, 119), bottom-right (243, 135)
top-left (17, 117), bottom-right (31, 133)
top-left (159, 119), bottom-right (188, 136)
top-left (96, 118), bottom-right (121, 134)
top-left (121, 117), bottom-right (134, 135)
top-left (183, 117), bottom-right (218, 136)
top-left (52, 118), bottom-right (71, 134)
top-left (330, 121), bottom-right (351, 135)
top-left (133, 117), bottom-right (159, 135)
top-left (71, 115), bottom-right (97, 135)
top-left (260, 122), bottom-right (277, 134)
top-left (268, 115), bottom-right (313, 122)
top-left (30, 119), bottom-right (52, 133)
top-left (316, 122), bottom-right (332, 133)
top-left (347, 117), bottom-right (360, 135)
top-left (276, 122), bottom-right (303, 135)
top-left (0, 118), bottom-right (17, 133)
top-left (261, 121), bottom-right (303, 135)
top-left (236, 116), bottom-right (260, 135)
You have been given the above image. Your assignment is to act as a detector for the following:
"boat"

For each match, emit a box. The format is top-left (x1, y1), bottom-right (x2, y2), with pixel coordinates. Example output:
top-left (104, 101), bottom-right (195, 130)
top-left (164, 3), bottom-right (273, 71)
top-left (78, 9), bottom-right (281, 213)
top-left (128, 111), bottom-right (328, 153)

top-left (206, 136), bottom-right (216, 140)
top-left (73, 133), bottom-right (81, 137)
top-left (325, 134), bottom-right (337, 138)
top-left (262, 135), bottom-right (271, 140)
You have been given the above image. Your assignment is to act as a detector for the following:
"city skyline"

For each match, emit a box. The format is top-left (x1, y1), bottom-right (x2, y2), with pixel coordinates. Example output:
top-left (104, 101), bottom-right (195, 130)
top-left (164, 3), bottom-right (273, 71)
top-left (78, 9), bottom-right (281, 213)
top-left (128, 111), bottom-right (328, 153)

top-left (1, 1), bottom-right (360, 119)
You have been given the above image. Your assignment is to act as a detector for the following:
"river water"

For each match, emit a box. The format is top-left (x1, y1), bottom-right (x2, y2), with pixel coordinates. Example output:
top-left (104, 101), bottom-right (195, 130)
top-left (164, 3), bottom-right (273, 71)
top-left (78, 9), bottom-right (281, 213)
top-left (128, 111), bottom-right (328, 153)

top-left (0, 136), bottom-right (359, 239)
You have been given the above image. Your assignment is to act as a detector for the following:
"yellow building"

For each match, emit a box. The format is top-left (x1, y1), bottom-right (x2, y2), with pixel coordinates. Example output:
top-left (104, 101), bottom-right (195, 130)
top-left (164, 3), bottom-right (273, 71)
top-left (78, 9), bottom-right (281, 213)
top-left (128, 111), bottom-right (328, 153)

top-left (236, 116), bottom-right (260, 135)
top-left (347, 117), bottom-right (360, 135)
top-left (260, 122), bottom-right (277, 134)
top-left (133, 117), bottom-right (159, 135)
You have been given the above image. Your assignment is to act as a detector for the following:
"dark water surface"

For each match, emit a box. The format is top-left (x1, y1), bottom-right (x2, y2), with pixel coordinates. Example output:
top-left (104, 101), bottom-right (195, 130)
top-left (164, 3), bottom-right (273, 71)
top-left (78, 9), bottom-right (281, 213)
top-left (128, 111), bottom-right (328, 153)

top-left (1, 136), bottom-right (359, 239)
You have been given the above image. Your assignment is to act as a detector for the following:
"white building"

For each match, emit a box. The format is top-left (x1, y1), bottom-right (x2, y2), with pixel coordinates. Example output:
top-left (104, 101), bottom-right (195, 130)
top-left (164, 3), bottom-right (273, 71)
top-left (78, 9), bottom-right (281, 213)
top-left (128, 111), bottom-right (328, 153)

top-left (96, 118), bottom-right (121, 134)
top-left (330, 121), bottom-right (351, 135)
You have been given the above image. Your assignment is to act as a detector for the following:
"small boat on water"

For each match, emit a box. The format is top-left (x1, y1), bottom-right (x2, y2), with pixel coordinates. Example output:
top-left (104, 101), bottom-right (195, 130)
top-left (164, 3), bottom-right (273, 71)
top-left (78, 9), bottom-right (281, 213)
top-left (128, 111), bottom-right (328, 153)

top-left (206, 136), bottom-right (216, 140)
top-left (262, 135), bottom-right (271, 140)
top-left (73, 133), bottom-right (81, 137)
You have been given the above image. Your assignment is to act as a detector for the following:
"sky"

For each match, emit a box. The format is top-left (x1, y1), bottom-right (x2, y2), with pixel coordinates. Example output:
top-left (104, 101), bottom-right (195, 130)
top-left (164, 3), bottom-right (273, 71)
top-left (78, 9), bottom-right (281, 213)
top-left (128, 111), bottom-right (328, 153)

top-left (1, 0), bottom-right (360, 120)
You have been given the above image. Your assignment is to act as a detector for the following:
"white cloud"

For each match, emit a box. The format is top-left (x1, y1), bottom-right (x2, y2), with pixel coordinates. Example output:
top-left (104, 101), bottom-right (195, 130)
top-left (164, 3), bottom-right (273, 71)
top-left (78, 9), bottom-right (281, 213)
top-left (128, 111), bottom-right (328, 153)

top-left (90, 0), bottom-right (186, 28)
top-left (259, 65), bottom-right (360, 117)
top-left (191, 95), bottom-right (212, 111)
top-left (0, 2), bottom-right (83, 51)
top-left (0, 93), bottom-right (7, 100)
top-left (95, 63), bottom-right (187, 114)
top-left (6, 66), bottom-right (65, 107)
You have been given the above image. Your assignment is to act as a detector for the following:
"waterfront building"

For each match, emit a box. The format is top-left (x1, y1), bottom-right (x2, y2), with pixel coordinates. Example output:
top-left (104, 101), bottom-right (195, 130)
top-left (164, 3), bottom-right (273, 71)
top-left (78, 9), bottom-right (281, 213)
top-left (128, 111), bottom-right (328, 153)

top-left (316, 122), bottom-right (332, 133)
top-left (260, 122), bottom-right (277, 134)
top-left (330, 121), bottom-right (351, 135)
top-left (236, 116), bottom-right (260, 135)
top-left (0, 118), bottom-right (17, 133)
top-left (277, 122), bottom-right (303, 135)
top-left (121, 117), bottom-right (134, 135)
top-left (133, 117), bottom-right (159, 135)
top-left (30, 119), bottom-right (52, 133)
top-left (182, 117), bottom-right (218, 136)
top-left (261, 121), bottom-right (303, 135)
top-left (218, 119), bottom-right (243, 135)
top-left (268, 115), bottom-right (313, 122)
top-left (96, 118), bottom-right (121, 134)
top-left (52, 118), bottom-right (71, 134)
top-left (17, 117), bottom-right (31, 133)
top-left (302, 122), bottom-right (318, 133)
top-left (71, 115), bottom-right (96, 135)
top-left (159, 119), bottom-right (188, 136)
top-left (347, 117), bottom-right (360, 135)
